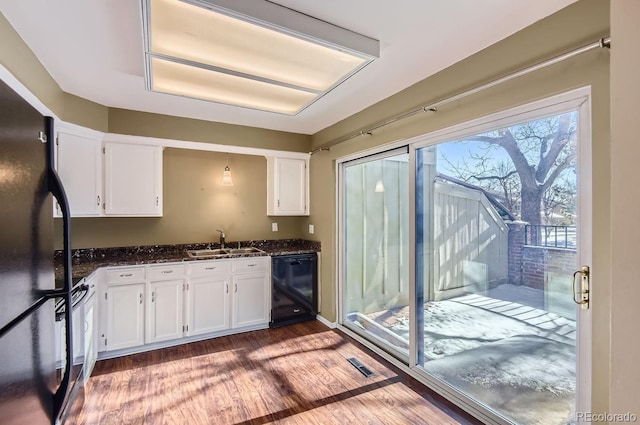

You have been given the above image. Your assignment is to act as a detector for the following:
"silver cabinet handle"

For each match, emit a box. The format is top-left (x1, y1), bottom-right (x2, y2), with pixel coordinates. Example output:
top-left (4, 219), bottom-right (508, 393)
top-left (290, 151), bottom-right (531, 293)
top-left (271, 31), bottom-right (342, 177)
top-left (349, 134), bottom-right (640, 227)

top-left (156, 196), bottom-right (159, 206)
top-left (234, 283), bottom-right (237, 293)
top-left (139, 293), bottom-right (143, 304)
top-left (97, 195), bottom-right (101, 206)
top-left (205, 267), bottom-right (216, 270)
top-left (248, 264), bottom-right (256, 267)
top-left (225, 284), bottom-right (228, 293)
top-left (120, 273), bottom-right (133, 278)
top-left (152, 292), bottom-right (155, 302)
top-left (161, 270), bottom-right (173, 274)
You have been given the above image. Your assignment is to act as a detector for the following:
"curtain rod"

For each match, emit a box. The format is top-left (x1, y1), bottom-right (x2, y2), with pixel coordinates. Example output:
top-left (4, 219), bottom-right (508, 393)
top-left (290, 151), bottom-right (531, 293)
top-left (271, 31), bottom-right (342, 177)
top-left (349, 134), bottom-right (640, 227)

top-left (319, 36), bottom-right (610, 149)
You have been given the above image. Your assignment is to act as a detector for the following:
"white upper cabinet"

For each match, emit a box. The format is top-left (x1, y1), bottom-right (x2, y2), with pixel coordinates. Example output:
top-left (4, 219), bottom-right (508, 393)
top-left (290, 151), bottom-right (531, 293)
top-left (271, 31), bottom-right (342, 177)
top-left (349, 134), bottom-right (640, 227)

top-left (55, 125), bottom-right (103, 217)
top-left (267, 156), bottom-right (309, 216)
top-left (104, 141), bottom-right (163, 216)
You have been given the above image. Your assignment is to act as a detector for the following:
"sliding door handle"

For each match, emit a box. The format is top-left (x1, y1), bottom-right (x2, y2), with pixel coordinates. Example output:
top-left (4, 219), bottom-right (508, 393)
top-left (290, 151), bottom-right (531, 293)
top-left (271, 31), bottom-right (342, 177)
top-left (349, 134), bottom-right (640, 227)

top-left (572, 266), bottom-right (590, 309)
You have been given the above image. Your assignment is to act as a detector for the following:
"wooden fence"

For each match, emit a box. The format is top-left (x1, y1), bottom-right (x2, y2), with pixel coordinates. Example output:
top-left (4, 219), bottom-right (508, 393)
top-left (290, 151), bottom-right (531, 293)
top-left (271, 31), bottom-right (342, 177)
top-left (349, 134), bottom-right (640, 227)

top-left (345, 157), bottom-right (509, 314)
top-left (432, 182), bottom-right (509, 301)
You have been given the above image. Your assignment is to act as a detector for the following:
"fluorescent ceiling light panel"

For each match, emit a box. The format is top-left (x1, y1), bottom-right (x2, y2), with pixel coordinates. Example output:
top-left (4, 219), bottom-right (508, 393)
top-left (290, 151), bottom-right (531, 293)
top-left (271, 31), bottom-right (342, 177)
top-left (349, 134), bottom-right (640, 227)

top-left (151, 57), bottom-right (317, 115)
top-left (142, 0), bottom-right (379, 115)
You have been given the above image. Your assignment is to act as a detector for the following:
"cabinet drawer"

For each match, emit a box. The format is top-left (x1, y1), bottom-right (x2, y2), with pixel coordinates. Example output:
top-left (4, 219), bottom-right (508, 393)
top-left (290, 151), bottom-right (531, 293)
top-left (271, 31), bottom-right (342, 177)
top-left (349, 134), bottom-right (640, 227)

top-left (232, 257), bottom-right (269, 273)
top-left (106, 267), bottom-right (145, 283)
top-left (187, 260), bottom-right (231, 276)
top-left (148, 264), bottom-right (185, 281)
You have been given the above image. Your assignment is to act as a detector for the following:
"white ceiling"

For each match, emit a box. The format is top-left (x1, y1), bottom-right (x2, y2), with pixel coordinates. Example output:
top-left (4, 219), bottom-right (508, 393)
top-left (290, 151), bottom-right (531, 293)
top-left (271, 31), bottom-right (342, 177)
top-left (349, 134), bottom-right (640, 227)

top-left (1, 0), bottom-right (576, 135)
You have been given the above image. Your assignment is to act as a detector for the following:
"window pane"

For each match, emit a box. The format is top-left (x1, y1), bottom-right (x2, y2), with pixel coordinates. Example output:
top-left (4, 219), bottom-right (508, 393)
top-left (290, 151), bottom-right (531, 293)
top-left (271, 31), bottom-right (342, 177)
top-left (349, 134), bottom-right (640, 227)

top-left (343, 152), bottom-right (410, 357)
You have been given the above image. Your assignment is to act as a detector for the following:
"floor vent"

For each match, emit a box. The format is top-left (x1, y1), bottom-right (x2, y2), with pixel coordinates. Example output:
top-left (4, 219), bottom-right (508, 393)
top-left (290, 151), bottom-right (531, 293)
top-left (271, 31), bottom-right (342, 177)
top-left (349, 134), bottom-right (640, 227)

top-left (347, 357), bottom-right (375, 377)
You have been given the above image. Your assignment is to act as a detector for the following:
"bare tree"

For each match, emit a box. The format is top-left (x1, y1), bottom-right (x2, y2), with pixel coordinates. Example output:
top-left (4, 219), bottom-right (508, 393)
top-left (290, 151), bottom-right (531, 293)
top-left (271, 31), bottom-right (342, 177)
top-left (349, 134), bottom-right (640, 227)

top-left (441, 153), bottom-right (521, 215)
top-left (441, 112), bottom-right (577, 225)
top-left (542, 174), bottom-right (576, 225)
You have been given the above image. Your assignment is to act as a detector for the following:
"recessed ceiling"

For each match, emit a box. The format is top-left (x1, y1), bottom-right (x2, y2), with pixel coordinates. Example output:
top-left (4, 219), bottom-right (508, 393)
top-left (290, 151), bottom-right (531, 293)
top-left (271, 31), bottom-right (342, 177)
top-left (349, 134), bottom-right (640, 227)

top-left (0, 0), bottom-right (576, 135)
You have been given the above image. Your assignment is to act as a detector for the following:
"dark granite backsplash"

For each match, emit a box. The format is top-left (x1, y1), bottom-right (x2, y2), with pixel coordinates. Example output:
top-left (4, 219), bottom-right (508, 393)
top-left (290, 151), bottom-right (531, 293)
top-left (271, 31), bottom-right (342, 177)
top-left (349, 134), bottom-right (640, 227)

top-left (54, 239), bottom-right (320, 280)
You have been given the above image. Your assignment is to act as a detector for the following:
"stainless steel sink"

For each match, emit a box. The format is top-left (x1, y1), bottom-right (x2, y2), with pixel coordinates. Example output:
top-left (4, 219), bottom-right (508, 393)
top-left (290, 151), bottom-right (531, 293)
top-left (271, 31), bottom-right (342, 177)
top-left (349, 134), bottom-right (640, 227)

top-left (226, 247), bottom-right (266, 255)
top-left (186, 247), bottom-right (266, 258)
top-left (186, 248), bottom-right (230, 258)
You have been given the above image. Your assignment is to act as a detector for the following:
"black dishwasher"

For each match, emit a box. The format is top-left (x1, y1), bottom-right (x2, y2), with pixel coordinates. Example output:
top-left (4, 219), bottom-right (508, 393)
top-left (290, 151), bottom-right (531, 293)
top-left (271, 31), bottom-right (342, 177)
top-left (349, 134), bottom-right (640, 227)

top-left (270, 253), bottom-right (318, 327)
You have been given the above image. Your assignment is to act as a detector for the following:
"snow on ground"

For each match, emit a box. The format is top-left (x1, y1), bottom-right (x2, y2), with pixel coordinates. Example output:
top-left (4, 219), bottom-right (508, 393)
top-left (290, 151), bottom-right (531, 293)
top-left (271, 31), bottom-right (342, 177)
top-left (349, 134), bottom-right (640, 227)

top-left (350, 285), bottom-right (578, 424)
top-left (385, 293), bottom-right (576, 362)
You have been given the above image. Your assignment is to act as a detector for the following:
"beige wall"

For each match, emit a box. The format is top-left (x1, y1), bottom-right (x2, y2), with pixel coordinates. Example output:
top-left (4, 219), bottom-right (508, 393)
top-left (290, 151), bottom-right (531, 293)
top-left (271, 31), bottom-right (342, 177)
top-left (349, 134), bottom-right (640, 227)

top-left (609, 0), bottom-right (640, 416)
top-left (307, 0), bottom-right (612, 415)
top-left (108, 108), bottom-right (310, 153)
top-left (61, 149), bottom-right (305, 249)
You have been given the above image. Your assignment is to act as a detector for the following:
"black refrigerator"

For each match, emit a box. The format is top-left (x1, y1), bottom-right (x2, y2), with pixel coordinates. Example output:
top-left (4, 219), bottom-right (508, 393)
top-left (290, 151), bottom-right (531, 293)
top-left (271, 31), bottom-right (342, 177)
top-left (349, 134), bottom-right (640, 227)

top-left (0, 79), bottom-right (76, 423)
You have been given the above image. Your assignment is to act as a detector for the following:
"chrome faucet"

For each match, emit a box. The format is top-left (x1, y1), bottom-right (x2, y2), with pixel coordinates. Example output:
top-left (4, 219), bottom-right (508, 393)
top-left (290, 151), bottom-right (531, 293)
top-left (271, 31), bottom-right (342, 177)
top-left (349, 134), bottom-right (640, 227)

top-left (216, 229), bottom-right (226, 248)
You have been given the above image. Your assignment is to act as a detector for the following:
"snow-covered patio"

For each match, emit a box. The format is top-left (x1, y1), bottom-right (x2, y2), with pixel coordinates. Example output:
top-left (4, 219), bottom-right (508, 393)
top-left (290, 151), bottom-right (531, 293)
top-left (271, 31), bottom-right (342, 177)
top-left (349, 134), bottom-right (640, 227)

top-left (348, 284), bottom-right (577, 425)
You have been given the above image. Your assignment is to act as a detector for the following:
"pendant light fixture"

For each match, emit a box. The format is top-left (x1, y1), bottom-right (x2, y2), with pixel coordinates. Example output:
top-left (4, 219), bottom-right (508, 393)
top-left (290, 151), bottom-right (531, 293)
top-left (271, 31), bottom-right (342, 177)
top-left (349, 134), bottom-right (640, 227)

top-left (221, 155), bottom-right (233, 186)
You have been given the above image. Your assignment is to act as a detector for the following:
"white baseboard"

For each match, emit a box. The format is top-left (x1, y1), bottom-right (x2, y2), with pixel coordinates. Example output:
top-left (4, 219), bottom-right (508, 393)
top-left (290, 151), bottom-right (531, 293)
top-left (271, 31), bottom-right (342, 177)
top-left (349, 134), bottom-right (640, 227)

top-left (315, 314), bottom-right (337, 328)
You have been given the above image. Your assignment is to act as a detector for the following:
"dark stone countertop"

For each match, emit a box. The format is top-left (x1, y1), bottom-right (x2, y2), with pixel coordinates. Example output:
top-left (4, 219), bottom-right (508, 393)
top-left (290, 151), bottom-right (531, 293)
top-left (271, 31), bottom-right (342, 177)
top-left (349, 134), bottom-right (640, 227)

top-left (54, 239), bottom-right (320, 281)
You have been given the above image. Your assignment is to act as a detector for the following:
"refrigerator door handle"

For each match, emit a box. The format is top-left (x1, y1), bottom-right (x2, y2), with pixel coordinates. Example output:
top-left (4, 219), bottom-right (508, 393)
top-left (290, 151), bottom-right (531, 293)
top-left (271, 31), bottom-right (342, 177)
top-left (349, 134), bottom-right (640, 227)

top-left (45, 116), bottom-right (75, 418)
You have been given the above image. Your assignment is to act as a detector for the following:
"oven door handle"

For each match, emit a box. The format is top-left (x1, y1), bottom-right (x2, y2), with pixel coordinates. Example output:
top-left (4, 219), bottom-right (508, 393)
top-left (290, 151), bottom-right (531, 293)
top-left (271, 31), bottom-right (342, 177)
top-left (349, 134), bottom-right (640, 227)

top-left (72, 284), bottom-right (89, 306)
top-left (46, 116), bottom-right (74, 418)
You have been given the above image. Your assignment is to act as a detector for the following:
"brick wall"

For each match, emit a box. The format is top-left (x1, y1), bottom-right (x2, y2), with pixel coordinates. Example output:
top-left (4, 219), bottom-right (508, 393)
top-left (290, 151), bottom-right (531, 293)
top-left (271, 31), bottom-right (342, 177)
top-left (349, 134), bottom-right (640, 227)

top-left (507, 222), bottom-right (525, 286)
top-left (507, 222), bottom-right (577, 289)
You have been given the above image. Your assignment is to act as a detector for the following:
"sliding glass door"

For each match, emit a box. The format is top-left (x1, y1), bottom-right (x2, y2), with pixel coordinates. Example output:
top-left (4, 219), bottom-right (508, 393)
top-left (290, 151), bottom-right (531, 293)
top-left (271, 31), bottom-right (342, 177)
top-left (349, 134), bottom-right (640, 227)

top-left (341, 148), bottom-right (410, 358)
top-left (416, 110), bottom-right (581, 424)
top-left (339, 90), bottom-right (592, 424)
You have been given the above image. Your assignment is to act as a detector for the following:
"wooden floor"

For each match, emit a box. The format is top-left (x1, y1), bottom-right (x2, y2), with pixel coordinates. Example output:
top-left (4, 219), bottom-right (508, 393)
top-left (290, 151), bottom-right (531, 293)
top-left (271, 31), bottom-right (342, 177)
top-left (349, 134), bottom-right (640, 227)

top-left (70, 321), bottom-right (482, 425)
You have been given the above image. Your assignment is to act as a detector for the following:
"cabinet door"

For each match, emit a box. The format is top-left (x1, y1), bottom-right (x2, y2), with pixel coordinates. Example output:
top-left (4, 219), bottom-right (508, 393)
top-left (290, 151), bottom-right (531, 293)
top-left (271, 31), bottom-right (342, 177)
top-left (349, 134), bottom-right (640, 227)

top-left (231, 272), bottom-right (270, 328)
top-left (187, 275), bottom-right (230, 336)
top-left (56, 128), bottom-right (102, 216)
top-left (267, 157), bottom-right (309, 216)
top-left (84, 292), bottom-right (97, 384)
top-left (105, 283), bottom-right (145, 351)
top-left (147, 279), bottom-right (184, 344)
top-left (104, 142), bottom-right (162, 216)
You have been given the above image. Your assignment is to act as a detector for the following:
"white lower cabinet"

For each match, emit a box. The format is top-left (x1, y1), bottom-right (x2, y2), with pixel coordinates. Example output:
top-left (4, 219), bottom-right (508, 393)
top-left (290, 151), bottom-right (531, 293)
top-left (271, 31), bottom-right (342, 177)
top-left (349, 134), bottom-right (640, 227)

top-left (187, 274), bottom-right (230, 336)
top-left (146, 264), bottom-right (186, 344)
top-left (231, 257), bottom-right (270, 328)
top-left (232, 272), bottom-right (270, 328)
top-left (147, 279), bottom-right (185, 343)
top-left (98, 257), bottom-right (270, 357)
top-left (104, 282), bottom-right (145, 351)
